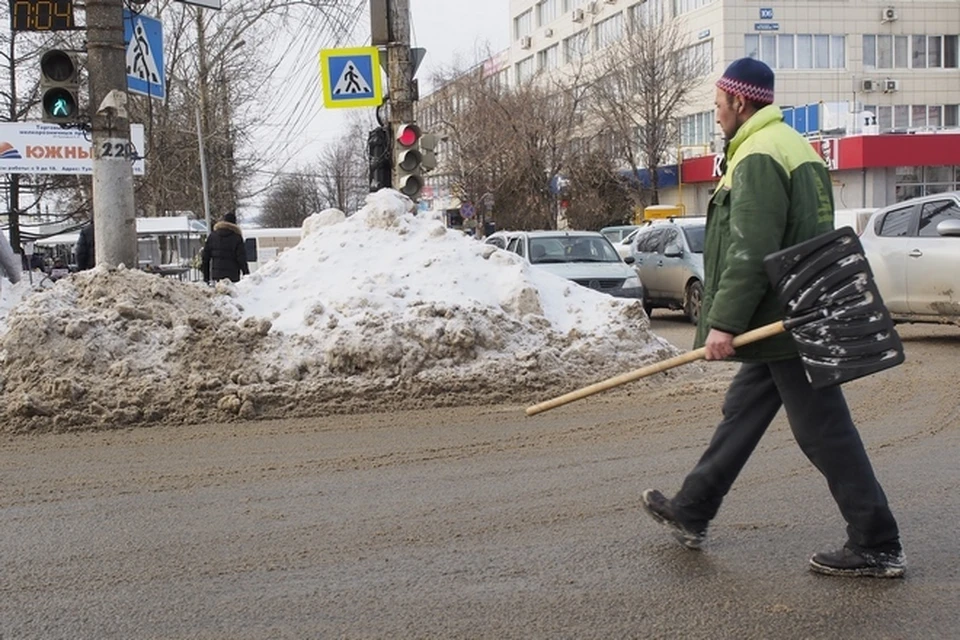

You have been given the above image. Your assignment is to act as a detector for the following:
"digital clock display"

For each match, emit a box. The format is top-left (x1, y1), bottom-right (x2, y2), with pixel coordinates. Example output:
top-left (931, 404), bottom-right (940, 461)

top-left (10, 0), bottom-right (76, 32)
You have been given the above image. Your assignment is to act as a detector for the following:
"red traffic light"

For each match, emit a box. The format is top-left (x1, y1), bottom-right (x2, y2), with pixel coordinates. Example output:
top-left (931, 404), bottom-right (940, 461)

top-left (395, 123), bottom-right (421, 147)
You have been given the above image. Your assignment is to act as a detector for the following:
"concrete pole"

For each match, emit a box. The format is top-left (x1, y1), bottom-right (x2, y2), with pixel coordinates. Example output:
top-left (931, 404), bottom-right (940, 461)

top-left (196, 107), bottom-right (212, 233)
top-left (86, 0), bottom-right (138, 269)
top-left (387, 0), bottom-right (414, 186)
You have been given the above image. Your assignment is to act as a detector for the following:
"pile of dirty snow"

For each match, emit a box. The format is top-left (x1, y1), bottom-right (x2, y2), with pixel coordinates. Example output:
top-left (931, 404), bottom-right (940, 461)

top-left (0, 190), bottom-right (681, 432)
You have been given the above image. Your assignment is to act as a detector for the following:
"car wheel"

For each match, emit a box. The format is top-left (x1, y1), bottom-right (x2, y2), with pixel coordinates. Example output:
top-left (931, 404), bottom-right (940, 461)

top-left (685, 280), bottom-right (703, 325)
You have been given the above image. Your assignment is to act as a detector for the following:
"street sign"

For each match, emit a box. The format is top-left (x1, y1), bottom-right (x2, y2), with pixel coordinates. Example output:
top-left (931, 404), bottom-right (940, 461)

top-left (461, 202), bottom-right (476, 219)
top-left (0, 122), bottom-right (146, 175)
top-left (319, 47), bottom-right (383, 109)
top-left (123, 10), bottom-right (165, 100)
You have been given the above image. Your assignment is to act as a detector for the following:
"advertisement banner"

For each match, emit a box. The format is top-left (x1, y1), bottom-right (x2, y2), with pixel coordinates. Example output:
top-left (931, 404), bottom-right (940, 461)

top-left (0, 122), bottom-right (146, 175)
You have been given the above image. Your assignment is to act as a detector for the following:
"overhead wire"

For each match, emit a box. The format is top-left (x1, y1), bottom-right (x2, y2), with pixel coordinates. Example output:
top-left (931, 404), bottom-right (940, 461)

top-left (255, 0), bottom-right (366, 169)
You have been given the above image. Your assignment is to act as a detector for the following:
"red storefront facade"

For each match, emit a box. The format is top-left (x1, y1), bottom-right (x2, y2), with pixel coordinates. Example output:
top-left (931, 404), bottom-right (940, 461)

top-left (670, 133), bottom-right (960, 215)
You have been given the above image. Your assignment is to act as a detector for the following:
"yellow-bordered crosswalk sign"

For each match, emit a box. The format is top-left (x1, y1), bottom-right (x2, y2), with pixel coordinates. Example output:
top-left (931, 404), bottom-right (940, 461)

top-left (319, 47), bottom-right (383, 109)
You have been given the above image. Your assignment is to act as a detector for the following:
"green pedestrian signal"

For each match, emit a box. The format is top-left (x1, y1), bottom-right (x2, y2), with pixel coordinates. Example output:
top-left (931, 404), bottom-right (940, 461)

top-left (40, 49), bottom-right (81, 124)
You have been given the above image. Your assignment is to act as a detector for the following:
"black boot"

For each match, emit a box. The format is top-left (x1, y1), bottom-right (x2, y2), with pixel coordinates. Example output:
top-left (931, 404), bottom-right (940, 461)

top-left (641, 489), bottom-right (706, 550)
top-left (809, 544), bottom-right (906, 578)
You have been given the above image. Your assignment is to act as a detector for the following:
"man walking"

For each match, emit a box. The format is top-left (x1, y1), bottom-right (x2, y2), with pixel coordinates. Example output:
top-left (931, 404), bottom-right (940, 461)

top-left (640, 58), bottom-right (904, 578)
top-left (201, 212), bottom-right (249, 284)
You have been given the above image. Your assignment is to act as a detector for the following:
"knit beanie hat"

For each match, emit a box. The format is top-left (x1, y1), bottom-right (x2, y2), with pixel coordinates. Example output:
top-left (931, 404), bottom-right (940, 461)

top-left (223, 212), bottom-right (237, 224)
top-left (716, 58), bottom-right (775, 105)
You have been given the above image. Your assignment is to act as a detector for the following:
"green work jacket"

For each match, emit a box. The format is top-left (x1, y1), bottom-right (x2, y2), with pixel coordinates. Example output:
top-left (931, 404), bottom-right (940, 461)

top-left (694, 105), bottom-right (835, 361)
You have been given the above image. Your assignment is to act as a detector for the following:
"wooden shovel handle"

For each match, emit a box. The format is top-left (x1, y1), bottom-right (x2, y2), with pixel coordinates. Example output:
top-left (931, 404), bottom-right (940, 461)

top-left (525, 320), bottom-right (786, 417)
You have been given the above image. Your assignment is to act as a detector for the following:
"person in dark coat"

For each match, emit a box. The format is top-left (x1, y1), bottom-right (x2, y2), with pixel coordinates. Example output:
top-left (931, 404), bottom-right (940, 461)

top-left (201, 212), bottom-right (249, 283)
top-left (76, 223), bottom-right (95, 270)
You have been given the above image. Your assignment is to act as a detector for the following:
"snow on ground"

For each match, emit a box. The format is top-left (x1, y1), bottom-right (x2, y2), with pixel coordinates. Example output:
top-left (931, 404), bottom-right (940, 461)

top-left (0, 190), bottom-right (680, 433)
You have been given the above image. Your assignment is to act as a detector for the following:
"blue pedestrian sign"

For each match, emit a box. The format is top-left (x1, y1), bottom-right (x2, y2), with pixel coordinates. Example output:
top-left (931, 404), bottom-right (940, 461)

top-left (319, 47), bottom-right (383, 109)
top-left (124, 10), bottom-right (165, 100)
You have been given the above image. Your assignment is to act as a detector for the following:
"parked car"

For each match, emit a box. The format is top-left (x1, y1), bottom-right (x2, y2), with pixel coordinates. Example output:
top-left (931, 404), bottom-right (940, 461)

top-left (859, 191), bottom-right (960, 323)
top-left (630, 217), bottom-right (706, 323)
top-left (483, 231), bottom-right (516, 250)
top-left (612, 227), bottom-right (641, 260)
top-left (600, 224), bottom-right (639, 245)
top-left (505, 230), bottom-right (643, 299)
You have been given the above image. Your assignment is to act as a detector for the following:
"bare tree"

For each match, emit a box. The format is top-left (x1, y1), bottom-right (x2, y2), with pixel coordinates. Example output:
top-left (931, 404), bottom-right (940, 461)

top-left (587, 15), bottom-right (707, 204)
top-left (425, 56), bottom-right (593, 232)
top-left (258, 169), bottom-right (323, 228)
top-left (315, 115), bottom-right (370, 213)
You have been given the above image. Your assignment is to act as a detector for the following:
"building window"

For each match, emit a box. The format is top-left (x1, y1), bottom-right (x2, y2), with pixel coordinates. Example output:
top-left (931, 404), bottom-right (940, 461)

top-left (595, 12), bottom-right (623, 49)
top-left (629, 0), bottom-right (667, 27)
top-left (946, 105), bottom-right (959, 127)
top-left (864, 33), bottom-right (960, 69)
top-left (744, 33), bottom-right (844, 69)
top-left (673, 0), bottom-right (715, 16)
top-left (895, 166), bottom-right (960, 201)
top-left (514, 9), bottom-right (533, 40)
top-left (536, 0), bottom-right (559, 27)
top-left (564, 30), bottom-right (590, 63)
top-left (679, 40), bottom-right (713, 76)
top-left (563, 0), bottom-right (586, 11)
top-left (680, 110), bottom-right (715, 147)
top-left (538, 44), bottom-right (559, 71)
top-left (516, 56), bottom-right (536, 84)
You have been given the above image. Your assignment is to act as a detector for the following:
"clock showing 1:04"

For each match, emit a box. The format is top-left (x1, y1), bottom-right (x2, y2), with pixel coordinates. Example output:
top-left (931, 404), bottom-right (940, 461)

top-left (10, 0), bottom-right (77, 32)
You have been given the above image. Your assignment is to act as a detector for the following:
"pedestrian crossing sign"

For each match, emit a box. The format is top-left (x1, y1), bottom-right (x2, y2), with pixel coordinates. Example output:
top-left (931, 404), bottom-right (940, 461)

top-left (319, 47), bottom-right (383, 109)
top-left (123, 9), bottom-right (165, 100)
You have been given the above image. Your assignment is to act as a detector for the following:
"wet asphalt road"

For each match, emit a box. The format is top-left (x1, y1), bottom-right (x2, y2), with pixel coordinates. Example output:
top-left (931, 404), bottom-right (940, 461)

top-left (1, 312), bottom-right (958, 639)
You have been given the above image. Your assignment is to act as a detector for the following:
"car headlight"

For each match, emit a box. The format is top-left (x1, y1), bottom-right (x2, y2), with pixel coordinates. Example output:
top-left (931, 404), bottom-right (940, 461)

top-left (623, 275), bottom-right (641, 288)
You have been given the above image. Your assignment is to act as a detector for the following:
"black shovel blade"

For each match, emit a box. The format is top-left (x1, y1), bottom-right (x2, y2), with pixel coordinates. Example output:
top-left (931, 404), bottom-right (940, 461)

top-left (763, 227), bottom-right (904, 388)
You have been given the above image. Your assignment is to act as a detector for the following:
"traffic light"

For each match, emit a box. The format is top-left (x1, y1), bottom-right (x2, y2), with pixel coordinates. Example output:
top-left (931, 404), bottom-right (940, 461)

top-left (420, 132), bottom-right (439, 172)
top-left (39, 49), bottom-right (80, 124)
top-left (368, 125), bottom-right (392, 192)
top-left (393, 122), bottom-right (423, 200)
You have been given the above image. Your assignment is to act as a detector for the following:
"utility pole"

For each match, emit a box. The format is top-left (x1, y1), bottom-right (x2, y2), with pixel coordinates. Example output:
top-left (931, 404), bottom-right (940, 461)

top-left (86, 0), bottom-right (138, 269)
top-left (6, 34), bottom-right (22, 254)
top-left (385, 0), bottom-right (415, 186)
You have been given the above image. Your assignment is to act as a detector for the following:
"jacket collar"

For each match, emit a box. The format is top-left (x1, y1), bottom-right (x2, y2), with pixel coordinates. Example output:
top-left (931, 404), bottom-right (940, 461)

top-left (214, 221), bottom-right (242, 235)
top-left (725, 104), bottom-right (783, 160)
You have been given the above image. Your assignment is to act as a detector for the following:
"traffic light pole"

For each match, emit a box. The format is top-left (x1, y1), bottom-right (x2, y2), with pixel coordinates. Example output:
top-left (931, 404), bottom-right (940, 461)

top-left (386, 0), bottom-right (415, 187)
top-left (86, 0), bottom-right (138, 269)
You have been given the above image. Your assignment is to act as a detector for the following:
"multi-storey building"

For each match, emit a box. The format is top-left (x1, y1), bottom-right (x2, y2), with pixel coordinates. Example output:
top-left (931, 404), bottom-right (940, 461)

top-left (506, 0), bottom-right (960, 214)
top-left (421, 1), bottom-right (960, 223)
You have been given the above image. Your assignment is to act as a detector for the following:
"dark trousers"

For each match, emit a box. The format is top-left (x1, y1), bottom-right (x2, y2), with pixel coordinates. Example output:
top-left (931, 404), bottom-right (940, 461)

top-left (672, 358), bottom-right (901, 552)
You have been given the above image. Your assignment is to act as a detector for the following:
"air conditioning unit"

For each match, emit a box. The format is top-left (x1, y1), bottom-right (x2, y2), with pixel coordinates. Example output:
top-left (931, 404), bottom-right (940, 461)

top-left (544, 28), bottom-right (554, 37)
top-left (861, 78), bottom-right (877, 92)
top-left (881, 7), bottom-right (898, 21)
top-left (572, 8), bottom-right (585, 22)
top-left (520, 35), bottom-right (532, 49)
top-left (883, 78), bottom-right (899, 92)
top-left (587, 1), bottom-right (600, 14)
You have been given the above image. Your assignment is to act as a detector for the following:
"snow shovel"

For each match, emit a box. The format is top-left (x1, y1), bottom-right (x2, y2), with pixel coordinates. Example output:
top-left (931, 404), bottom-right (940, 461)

top-left (526, 227), bottom-right (904, 417)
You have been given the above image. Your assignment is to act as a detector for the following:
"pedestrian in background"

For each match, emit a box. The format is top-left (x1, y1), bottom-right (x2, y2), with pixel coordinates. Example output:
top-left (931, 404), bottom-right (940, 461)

top-left (76, 221), bottom-right (95, 270)
top-left (0, 229), bottom-right (22, 291)
top-left (640, 58), bottom-right (904, 578)
top-left (201, 212), bottom-right (249, 284)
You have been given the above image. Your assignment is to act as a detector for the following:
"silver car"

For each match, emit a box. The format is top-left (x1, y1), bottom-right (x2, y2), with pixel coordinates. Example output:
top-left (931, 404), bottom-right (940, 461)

top-left (630, 218), bottom-right (706, 323)
top-left (505, 230), bottom-right (644, 299)
top-left (860, 191), bottom-right (960, 323)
